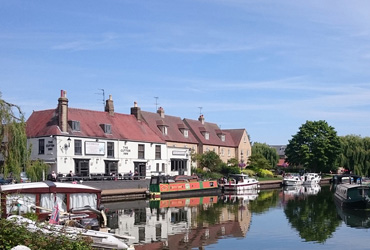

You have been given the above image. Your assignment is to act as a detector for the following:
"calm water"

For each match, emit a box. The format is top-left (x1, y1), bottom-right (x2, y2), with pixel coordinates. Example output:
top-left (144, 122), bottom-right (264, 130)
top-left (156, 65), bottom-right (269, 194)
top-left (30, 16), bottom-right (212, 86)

top-left (103, 185), bottom-right (370, 250)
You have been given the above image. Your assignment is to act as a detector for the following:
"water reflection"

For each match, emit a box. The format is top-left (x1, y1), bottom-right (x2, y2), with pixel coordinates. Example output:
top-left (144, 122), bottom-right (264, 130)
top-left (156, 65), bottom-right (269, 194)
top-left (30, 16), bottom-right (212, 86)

top-left (283, 185), bottom-right (340, 243)
top-left (102, 185), bottom-right (368, 249)
top-left (335, 202), bottom-right (370, 228)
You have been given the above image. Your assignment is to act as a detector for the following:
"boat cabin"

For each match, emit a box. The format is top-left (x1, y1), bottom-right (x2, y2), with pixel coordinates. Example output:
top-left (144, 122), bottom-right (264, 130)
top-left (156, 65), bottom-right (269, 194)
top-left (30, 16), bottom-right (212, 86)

top-left (331, 174), bottom-right (363, 185)
top-left (228, 173), bottom-right (253, 183)
top-left (0, 181), bottom-right (102, 220)
top-left (150, 174), bottom-right (199, 185)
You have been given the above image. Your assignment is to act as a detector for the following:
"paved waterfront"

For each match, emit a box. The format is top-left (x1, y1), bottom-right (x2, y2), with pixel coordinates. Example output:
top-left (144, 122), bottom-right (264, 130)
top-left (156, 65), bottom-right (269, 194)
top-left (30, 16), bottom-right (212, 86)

top-left (82, 179), bottom-right (150, 191)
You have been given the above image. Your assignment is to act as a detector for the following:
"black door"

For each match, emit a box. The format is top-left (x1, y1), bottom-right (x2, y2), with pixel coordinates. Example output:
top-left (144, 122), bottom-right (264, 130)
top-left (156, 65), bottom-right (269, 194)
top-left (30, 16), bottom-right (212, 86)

top-left (134, 162), bottom-right (146, 179)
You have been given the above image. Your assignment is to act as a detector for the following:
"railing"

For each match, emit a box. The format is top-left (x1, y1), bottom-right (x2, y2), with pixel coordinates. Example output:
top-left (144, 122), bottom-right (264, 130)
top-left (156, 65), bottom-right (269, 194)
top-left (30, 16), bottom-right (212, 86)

top-left (57, 173), bottom-right (147, 182)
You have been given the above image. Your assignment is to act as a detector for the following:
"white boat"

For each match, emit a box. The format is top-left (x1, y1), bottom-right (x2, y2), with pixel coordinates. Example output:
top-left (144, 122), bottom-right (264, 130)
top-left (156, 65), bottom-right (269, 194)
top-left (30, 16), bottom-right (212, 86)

top-left (7, 215), bottom-right (133, 249)
top-left (223, 173), bottom-right (259, 192)
top-left (282, 174), bottom-right (303, 186)
top-left (302, 173), bottom-right (321, 185)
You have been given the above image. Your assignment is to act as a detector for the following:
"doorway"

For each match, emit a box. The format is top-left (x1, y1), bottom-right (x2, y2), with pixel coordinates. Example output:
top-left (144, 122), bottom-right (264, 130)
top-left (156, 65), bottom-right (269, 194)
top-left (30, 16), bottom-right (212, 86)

top-left (134, 162), bottom-right (146, 179)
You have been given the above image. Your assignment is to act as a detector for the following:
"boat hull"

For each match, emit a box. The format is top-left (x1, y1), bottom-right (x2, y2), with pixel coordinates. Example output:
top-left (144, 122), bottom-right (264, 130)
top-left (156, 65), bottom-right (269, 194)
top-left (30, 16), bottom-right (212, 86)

top-left (334, 184), bottom-right (370, 209)
top-left (223, 182), bottom-right (259, 192)
top-left (149, 180), bottom-right (220, 199)
top-left (282, 179), bottom-right (303, 186)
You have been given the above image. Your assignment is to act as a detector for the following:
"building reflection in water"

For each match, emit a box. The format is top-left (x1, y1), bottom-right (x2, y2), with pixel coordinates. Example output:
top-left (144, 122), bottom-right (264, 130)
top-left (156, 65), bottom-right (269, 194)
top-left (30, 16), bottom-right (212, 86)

top-left (103, 191), bottom-right (258, 250)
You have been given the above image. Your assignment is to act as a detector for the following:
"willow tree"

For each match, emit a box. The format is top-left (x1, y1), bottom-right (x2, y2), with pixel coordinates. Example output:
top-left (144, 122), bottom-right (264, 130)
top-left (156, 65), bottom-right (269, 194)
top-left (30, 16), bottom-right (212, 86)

top-left (339, 135), bottom-right (370, 176)
top-left (0, 92), bottom-right (30, 180)
top-left (252, 142), bottom-right (279, 169)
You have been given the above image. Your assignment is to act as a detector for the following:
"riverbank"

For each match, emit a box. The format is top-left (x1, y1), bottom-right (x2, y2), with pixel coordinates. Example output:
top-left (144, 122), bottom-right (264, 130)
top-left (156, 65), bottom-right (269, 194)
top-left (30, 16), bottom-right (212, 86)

top-left (84, 177), bottom-right (332, 202)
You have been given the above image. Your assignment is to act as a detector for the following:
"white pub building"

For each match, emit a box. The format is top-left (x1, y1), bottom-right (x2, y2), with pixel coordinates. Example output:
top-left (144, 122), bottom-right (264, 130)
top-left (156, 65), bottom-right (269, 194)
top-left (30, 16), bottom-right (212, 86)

top-left (26, 90), bottom-right (184, 179)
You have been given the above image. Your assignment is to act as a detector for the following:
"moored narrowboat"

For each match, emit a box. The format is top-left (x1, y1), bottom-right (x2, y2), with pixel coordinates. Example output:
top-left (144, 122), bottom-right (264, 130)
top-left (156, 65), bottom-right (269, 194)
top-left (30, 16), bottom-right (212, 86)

top-left (0, 181), bottom-right (102, 222)
top-left (149, 175), bottom-right (220, 199)
top-left (334, 183), bottom-right (370, 209)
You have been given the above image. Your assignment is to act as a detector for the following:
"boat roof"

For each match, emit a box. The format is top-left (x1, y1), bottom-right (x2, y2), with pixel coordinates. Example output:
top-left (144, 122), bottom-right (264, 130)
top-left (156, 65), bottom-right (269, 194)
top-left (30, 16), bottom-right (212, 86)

top-left (0, 181), bottom-right (101, 193)
top-left (229, 173), bottom-right (249, 177)
top-left (336, 183), bottom-right (367, 190)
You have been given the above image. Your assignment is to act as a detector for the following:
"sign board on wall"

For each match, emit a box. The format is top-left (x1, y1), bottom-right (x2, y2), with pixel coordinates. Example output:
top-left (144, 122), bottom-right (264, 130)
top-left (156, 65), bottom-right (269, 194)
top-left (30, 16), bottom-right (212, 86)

top-left (85, 141), bottom-right (105, 155)
top-left (172, 150), bottom-right (187, 156)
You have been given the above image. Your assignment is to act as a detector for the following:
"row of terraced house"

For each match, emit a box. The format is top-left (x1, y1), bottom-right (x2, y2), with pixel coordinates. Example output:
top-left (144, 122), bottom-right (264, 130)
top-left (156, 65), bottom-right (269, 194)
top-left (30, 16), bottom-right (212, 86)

top-left (25, 90), bottom-right (252, 179)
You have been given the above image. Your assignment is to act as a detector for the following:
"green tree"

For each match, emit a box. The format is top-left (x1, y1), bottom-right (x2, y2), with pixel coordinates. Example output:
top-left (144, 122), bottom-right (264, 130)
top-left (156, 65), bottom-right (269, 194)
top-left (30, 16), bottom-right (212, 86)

top-left (26, 160), bottom-right (49, 182)
top-left (0, 92), bottom-right (30, 180)
top-left (197, 151), bottom-right (223, 173)
top-left (247, 154), bottom-right (271, 170)
top-left (339, 135), bottom-right (370, 176)
top-left (227, 158), bottom-right (239, 168)
top-left (285, 120), bottom-right (341, 173)
top-left (252, 142), bottom-right (279, 169)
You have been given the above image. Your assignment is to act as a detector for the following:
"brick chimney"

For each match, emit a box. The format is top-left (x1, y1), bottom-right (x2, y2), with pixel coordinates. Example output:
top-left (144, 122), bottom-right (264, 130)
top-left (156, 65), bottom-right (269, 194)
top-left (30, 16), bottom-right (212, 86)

top-left (58, 90), bottom-right (68, 133)
top-left (198, 114), bottom-right (205, 125)
top-left (157, 107), bottom-right (165, 118)
top-left (105, 95), bottom-right (114, 116)
top-left (131, 101), bottom-right (142, 121)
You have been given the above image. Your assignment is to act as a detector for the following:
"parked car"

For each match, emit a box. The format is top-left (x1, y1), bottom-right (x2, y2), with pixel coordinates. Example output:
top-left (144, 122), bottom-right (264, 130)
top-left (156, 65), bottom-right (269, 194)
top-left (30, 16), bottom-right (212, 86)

top-left (0, 177), bottom-right (12, 185)
top-left (20, 172), bottom-right (29, 183)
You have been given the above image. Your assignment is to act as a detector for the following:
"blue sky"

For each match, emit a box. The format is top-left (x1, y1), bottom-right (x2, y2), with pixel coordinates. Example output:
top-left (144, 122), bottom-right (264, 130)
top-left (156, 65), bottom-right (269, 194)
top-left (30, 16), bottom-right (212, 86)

top-left (1, 0), bottom-right (370, 145)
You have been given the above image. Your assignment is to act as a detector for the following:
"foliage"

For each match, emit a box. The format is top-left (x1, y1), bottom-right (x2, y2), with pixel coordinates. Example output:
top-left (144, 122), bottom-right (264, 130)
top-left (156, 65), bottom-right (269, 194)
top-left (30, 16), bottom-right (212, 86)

top-left (191, 166), bottom-right (223, 180)
top-left (0, 92), bottom-right (30, 180)
top-left (0, 218), bottom-right (94, 250)
top-left (285, 120), bottom-right (341, 173)
top-left (255, 168), bottom-right (274, 178)
top-left (26, 160), bottom-right (49, 182)
top-left (227, 158), bottom-right (239, 167)
top-left (241, 168), bottom-right (256, 177)
top-left (338, 135), bottom-right (370, 176)
top-left (195, 151), bottom-right (223, 173)
top-left (252, 142), bottom-right (279, 168)
top-left (247, 154), bottom-right (271, 170)
top-left (220, 162), bottom-right (241, 176)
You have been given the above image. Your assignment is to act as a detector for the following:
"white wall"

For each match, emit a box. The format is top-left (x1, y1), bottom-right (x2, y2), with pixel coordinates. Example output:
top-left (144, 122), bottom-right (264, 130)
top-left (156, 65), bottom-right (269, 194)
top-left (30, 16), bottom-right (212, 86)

top-left (28, 136), bottom-right (169, 178)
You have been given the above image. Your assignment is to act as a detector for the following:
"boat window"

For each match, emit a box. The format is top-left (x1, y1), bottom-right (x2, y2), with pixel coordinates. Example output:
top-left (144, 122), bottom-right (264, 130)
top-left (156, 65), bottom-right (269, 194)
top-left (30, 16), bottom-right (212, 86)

top-left (70, 193), bottom-right (97, 210)
top-left (6, 194), bottom-right (36, 215)
top-left (40, 193), bottom-right (67, 212)
top-left (151, 176), bottom-right (159, 185)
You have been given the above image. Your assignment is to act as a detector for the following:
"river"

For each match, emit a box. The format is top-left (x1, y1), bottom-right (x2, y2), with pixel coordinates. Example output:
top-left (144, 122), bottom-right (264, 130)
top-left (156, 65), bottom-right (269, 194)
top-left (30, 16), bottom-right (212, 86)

top-left (102, 185), bottom-right (370, 250)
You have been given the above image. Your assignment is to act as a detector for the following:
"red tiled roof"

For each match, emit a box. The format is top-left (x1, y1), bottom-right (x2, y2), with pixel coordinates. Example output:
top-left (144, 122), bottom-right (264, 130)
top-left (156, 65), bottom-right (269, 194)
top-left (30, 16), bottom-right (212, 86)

top-left (278, 158), bottom-right (289, 167)
top-left (183, 118), bottom-right (236, 147)
top-left (141, 111), bottom-right (198, 144)
top-left (223, 129), bottom-right (247, 146)
top-left (26, 108), bottom-right (165, 143)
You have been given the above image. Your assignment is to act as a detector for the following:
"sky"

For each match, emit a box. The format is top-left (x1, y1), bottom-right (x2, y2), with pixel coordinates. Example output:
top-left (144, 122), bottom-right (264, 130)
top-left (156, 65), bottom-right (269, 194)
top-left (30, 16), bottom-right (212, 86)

top-left (1, 0), bottom-right (370, 145)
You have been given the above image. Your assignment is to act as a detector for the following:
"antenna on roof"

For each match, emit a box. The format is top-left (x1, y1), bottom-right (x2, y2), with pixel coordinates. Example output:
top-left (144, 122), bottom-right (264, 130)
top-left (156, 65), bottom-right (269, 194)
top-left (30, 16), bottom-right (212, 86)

top-left (198, 107), bottom-right (203, 115)
top-left (96, 89), bottom-right (105, 108)
top-left (154, 97), bottom-right (159, 111)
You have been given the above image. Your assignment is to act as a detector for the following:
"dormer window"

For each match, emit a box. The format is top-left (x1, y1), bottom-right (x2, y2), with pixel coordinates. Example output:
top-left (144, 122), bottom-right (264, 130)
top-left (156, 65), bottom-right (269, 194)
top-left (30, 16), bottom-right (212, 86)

top-left (204, 132), bottom-right (209, 140)
top-left (100, 124), bottom-right (112, 134)
top-left (216, 129), bottom-right (225, 142)
top-left (158, 125), bottom-right (168, 135)
top-left (178, 124), bottom-right (189, 138)
top-left (157, 120), bottom-right (168, 136)
top-left (199, 127), bottom-right (209, 140)
top-left (69, 120), bottom-right (80, 131)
